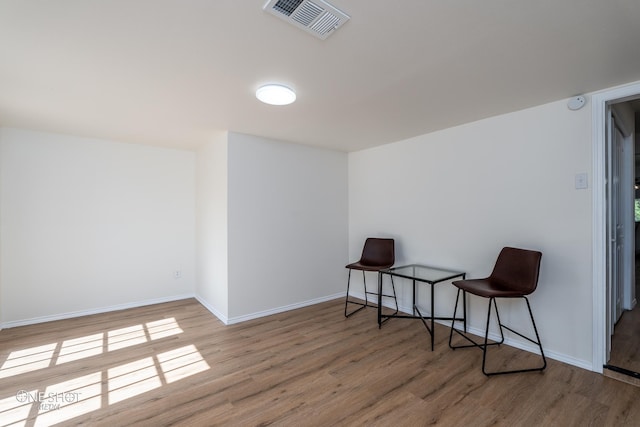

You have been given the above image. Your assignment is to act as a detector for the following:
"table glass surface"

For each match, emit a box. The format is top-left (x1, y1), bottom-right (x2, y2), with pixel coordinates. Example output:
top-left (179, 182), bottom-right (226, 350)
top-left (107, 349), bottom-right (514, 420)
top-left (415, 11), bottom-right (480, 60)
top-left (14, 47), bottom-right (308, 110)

top-left (380, 264), bottom-right (464, 283)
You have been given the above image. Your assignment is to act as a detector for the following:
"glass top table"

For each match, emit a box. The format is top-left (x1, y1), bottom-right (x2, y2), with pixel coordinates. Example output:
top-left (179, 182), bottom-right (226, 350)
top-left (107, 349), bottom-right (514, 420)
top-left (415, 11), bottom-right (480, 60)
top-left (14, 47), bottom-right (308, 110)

top-left (378, 264), bottom-right (466, 350)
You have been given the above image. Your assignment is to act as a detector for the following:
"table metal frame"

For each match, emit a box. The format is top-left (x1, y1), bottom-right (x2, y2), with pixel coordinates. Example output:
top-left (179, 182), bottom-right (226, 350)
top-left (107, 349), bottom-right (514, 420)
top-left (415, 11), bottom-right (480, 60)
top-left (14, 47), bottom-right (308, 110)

top-left (377, 264), bottom-right (466, 350)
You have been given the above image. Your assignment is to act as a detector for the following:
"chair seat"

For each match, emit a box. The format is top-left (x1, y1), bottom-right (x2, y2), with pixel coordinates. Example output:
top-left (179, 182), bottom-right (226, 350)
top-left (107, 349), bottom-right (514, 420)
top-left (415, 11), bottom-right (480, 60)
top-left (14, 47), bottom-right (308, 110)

top-left (346, 261), bottom-right (393, 271)
top-left (452, 278), bottom-right (530, 298)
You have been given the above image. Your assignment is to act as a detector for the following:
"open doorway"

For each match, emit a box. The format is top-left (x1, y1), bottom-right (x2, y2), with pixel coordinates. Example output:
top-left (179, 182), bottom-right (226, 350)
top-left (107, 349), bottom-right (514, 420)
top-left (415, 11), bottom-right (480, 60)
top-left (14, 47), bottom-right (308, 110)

top-left (593, 81), bottom-right (640, 377)
top-left (605, 99), bottom-right (640, 378)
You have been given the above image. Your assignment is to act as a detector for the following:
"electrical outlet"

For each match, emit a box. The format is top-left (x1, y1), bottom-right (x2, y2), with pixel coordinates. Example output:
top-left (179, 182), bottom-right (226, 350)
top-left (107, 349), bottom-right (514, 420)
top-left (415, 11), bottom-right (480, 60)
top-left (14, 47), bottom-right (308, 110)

top-left (174, 270), bottom-right (182, 279)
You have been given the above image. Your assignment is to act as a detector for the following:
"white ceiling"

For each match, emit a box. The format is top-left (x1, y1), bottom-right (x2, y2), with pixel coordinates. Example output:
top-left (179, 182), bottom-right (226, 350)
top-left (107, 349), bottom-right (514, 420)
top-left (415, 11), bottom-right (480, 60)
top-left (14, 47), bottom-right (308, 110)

top-left (1, 1), bottom-right (640, 152)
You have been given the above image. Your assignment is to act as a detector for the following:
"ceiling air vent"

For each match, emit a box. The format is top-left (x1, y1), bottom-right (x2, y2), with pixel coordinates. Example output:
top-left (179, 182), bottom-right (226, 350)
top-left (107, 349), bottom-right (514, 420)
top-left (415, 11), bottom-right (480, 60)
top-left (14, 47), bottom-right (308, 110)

top-left (264, 0), bottom-right (350, 40)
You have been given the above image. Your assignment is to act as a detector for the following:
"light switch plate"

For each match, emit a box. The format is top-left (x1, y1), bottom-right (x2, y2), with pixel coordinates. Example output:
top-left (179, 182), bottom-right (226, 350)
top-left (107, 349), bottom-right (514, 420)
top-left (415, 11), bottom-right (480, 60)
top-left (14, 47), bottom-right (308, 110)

top-left (575, 173), bottom-right (588, 189)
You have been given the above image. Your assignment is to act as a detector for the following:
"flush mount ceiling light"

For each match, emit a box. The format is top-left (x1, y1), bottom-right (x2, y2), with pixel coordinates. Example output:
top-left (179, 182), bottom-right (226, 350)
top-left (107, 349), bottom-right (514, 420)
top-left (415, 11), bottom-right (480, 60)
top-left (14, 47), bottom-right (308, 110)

top-left (256, 84), bottom-right (296, 105)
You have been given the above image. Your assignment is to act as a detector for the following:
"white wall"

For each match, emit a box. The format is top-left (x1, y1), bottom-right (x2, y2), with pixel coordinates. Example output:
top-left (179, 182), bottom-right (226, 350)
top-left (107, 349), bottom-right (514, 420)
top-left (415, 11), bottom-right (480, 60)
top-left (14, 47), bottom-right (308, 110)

top-left (227, 132), bottom-right (348, 321)
top-left (349, 99), bottom-right (593, 368)
top-left (0, 128), bottom-right (196, 326)
top-left (0, 136), bottom-right (3, 328)
top-left (196, 133), bottom-right (229, 321)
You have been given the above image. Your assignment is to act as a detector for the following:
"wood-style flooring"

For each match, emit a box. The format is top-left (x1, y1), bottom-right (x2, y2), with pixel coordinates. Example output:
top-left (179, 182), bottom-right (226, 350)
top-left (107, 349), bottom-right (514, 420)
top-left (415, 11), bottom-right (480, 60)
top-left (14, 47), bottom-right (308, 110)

top-left (608, 279), bottom-right (640, 375)
top-left (1, 298), bottom-right (639, 426)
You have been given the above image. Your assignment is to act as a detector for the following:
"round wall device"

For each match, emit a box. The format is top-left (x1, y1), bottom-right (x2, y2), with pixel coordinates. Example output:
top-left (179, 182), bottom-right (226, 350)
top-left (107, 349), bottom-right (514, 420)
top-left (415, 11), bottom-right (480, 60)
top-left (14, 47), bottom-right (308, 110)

top-left (567, 96), bottom-right (586, 110)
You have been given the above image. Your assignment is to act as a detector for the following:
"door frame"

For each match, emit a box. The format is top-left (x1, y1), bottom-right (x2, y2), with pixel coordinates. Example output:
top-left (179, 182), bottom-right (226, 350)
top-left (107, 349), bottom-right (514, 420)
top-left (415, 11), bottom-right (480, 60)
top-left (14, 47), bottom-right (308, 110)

top-left (592, 81), bottom-right (640, 373)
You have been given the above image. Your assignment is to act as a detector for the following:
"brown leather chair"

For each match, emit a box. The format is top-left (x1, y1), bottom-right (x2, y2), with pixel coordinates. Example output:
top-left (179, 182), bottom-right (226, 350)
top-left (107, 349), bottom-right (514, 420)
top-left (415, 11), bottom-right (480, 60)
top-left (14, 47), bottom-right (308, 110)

top-left (448, 247), bottom-right (546, 375)
top-left (344, 238), bottom-right (398, 318)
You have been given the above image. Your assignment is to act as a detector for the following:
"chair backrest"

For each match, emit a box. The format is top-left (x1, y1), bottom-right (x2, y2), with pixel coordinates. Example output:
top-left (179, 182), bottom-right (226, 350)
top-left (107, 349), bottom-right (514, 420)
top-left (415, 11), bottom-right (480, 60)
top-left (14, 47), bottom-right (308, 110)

top-left (489, 247), bottom-right (542, 295)
top-left (359, 238), bottom-right (395, 268)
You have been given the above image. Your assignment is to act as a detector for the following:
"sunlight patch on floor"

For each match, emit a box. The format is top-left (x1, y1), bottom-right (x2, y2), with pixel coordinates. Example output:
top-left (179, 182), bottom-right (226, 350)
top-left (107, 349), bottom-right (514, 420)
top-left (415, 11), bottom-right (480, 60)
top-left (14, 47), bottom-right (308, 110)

top-left (0, 317), bottom-right (184, 379)
top-left (108, 325), bottom-right (147, 352)
top-left (0, 389), bottom-right (37, 426)
top-left (0, 317), bottom-right (208, 427)
top-left (34, 372), bottom-right (102, 427)
top-left (0, 344), bottom-right (57, 379)
top-left (108, 357), bottom-right (162, 405)
top-left (147, 317), bottom-right (183, 340)
top-left (157, 345), bottom-right (211, 384)
top-left (57, 333), bottom-right (104, 365)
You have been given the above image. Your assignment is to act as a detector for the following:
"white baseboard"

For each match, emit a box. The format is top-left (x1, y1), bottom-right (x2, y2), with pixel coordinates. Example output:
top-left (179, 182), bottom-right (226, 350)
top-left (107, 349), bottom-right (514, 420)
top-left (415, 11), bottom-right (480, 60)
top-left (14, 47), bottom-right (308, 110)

top-left (194, 295), bottom-right (229, 325)
top-left (352, 290), bottom-right (593, 371)
top-left (454, 321), bottom-right (593, 371)
top-left (202, 293), bottom-right (345, 325)
top-left (458, 323), bottom-right (592, 371)
top-left (0, 294), bottom-right (196, 329)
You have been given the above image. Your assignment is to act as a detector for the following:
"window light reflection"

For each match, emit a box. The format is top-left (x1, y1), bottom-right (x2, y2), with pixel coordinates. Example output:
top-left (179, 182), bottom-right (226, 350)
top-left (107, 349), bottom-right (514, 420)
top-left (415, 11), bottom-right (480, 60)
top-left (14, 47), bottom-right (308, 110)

top-left (34, 372), bottom-right (102, 427)
top-left (57, 333), bottom-right (104, 365)
top-left (0, 317), bottom-right (185, 380)
top-left (0, 389), bottom-right (38, 426)
top-left (108, 357), bottom-right (161, 405)
top-left (107, 325), bottom-right (147, 351)
top-left (0, 315), bottom-right (209, 426)
top-left (157, 345), bottom-right (211, 384)
top-left (0, 343), bottom-right (56, 379)
top-left (146, 317), bottom-right (183, 340)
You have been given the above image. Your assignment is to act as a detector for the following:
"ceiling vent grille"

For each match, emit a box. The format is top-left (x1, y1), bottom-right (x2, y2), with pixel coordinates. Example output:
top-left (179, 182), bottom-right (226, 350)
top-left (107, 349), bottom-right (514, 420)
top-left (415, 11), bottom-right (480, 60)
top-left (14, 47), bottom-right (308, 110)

top-left (264, 0), bottom-right (350, 40)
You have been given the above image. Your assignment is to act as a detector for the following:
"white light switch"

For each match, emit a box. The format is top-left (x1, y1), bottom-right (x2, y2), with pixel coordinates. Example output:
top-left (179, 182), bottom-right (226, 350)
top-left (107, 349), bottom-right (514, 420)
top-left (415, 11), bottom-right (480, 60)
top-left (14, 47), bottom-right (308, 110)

top-left (575, 173), bottom-right (588, 189)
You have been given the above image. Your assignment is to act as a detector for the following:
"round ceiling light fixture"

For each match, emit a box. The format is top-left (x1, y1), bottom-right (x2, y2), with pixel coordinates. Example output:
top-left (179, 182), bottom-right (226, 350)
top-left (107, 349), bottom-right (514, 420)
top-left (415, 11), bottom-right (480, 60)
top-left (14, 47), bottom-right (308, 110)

top-left (256, 84), bottom-right (296, 106)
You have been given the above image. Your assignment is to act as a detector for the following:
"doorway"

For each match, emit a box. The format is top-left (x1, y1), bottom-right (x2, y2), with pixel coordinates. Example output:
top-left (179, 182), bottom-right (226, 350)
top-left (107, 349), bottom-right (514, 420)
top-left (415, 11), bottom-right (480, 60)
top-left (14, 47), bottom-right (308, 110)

top-left (604, 100), bottom-right (639, 377)
top-left (592, 82), bottom-right (640, 377)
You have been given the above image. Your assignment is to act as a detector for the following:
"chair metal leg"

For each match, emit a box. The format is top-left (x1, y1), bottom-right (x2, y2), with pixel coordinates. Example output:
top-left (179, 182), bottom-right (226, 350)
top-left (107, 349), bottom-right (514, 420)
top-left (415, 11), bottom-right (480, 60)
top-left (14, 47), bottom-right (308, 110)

top-left (482, 297), bottom-right (547, 376)
top-left (481, 297), bottom-right (505, 374)
top-left (450, 293), bottom-right (546, 376)
top-left (345, 269), bottom-right (366, 317)
top-left (449, 289), bottom-right (486, 349)
top-left (449, 289), bottom-right (461, 347)
top-left (362, 270), bottom-right (369, 306)
top-left (345, 269), bottom-right (372, 317)
top-left (346, 269), bottom-right (399, 319)
top-left (482, 297), bottom-right (546, 375)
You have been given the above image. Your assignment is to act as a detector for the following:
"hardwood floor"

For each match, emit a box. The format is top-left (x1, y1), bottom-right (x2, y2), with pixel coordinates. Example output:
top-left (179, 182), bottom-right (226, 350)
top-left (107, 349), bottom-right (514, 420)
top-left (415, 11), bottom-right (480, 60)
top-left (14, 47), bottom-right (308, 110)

top-left (608, 278), bottom-right (640, 374)
top-left (1, 298), bottom-right (639, 426)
